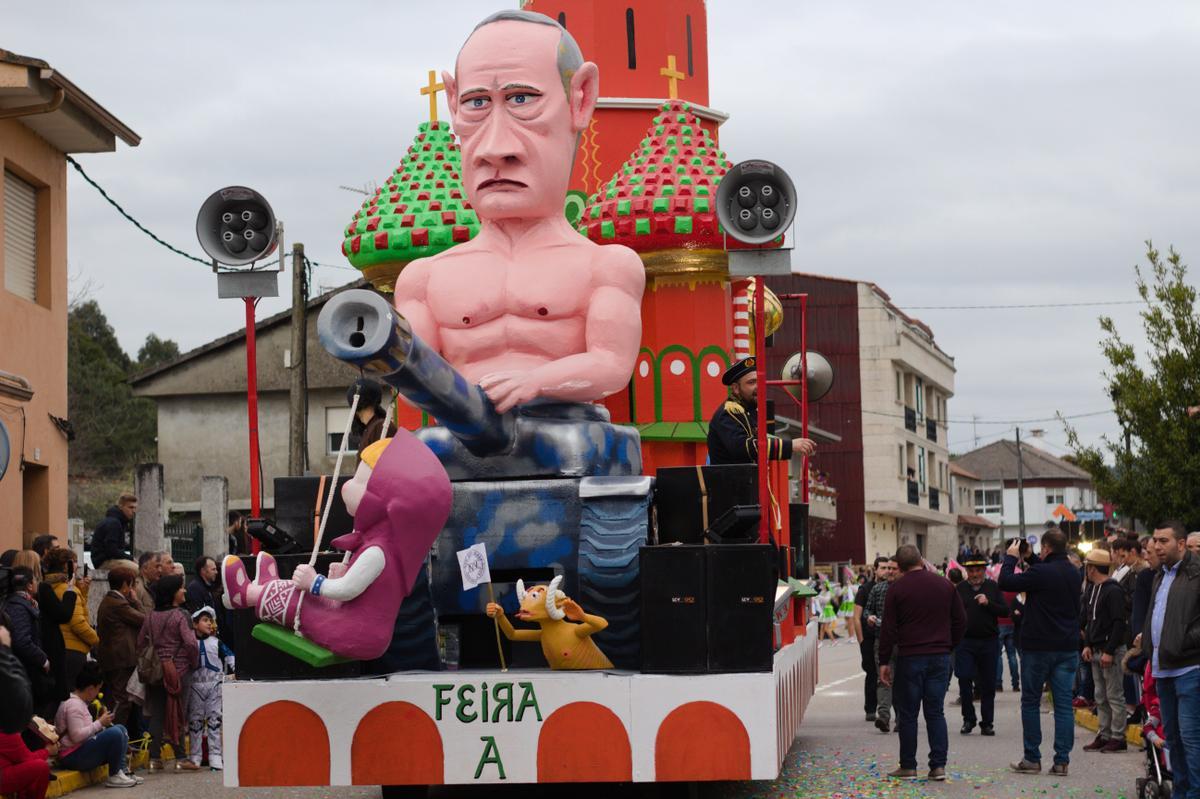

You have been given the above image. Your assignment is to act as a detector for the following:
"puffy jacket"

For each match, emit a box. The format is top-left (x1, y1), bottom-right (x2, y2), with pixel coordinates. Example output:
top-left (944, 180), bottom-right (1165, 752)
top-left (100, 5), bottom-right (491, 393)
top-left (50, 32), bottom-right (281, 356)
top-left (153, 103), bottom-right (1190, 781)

top-left (999, 551), bottom-right (1081, 652)
top-left (37, 577), bottom-right (75, 702)
top-left (1142, 552), bottom-right (1200, 673)
top-left (90, 506), bottom-right (131, 568)
top-left (1, 592), bottom-right (45, 675)
top-left (52, 580), bottom-right (98, 654)
top-left (0, 647), bottom-right (32, 734)
top-left (96, 590), bottom-right (144, 672)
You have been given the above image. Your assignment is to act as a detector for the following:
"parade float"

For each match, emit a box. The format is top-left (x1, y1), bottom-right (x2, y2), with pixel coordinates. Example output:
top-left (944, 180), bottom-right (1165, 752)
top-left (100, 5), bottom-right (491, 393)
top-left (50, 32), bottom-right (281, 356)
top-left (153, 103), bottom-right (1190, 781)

top-left (216, 3), bottom-right (819, 792)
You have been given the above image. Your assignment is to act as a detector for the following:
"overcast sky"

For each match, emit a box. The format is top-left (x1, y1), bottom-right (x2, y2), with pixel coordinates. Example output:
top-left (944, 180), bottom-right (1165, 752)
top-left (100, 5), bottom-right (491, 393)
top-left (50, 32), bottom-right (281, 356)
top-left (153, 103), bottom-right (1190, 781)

top-left (7, 1), bottom-right (1199, 458)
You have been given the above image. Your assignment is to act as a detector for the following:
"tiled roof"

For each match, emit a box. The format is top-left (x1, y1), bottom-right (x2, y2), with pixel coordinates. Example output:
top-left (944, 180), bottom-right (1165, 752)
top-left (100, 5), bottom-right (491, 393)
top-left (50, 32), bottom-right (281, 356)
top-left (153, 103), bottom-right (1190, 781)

top-left (953, 439), bottom-right (1091, 482)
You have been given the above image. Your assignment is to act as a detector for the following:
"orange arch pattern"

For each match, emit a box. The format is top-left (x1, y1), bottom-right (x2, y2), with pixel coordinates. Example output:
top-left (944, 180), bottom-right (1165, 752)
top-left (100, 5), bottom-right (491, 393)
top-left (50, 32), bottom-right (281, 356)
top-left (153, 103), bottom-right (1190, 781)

top-left (351, 701), bottom-right (444, 786)
top-left (537, 701), bottom-right (632, 782)
top-left (655, 700), bottom-right (751, 781)
top-left (238, 700), bottom-right (330, 786)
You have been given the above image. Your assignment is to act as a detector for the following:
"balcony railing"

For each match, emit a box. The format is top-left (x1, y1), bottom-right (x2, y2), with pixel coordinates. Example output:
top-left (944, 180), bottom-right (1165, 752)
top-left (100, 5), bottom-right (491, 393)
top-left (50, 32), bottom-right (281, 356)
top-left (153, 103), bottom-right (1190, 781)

top-left (904, 406), bottom-right (917, 432)
top-left (929, 487), bottom-right (940, 511)
top-left (907, 479), bottom-right (919, 505)
top-left (926, 418), bottom-right (937, 442)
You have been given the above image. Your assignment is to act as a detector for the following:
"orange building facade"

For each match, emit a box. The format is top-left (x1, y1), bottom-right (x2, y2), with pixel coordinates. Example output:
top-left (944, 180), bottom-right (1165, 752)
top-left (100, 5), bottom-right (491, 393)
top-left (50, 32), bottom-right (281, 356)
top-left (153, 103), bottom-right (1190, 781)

top-left (0, 50), bottom-right (138, 551)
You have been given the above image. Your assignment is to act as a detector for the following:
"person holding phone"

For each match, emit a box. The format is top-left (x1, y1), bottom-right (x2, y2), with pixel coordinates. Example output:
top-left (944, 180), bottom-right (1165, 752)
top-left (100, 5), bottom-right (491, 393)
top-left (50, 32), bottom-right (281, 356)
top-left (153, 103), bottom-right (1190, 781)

top-left (42, 548), bottom-right (97, 694)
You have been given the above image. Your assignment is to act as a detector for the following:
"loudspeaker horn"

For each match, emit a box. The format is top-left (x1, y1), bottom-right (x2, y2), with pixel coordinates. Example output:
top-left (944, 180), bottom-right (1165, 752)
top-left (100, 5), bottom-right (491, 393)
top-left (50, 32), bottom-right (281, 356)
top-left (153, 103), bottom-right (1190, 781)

top-left (781, 350), bottom-right (834, 403)
top-left (196, 186), bottom-right (277, 266)
top-left (715, 159), bottom-right (797, 245)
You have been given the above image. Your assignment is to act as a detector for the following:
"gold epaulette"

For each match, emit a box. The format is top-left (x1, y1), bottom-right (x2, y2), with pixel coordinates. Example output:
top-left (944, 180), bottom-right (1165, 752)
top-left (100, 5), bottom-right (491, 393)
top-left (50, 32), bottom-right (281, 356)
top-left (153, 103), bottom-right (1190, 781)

top-left (724, 400), bottom-right (747, 416)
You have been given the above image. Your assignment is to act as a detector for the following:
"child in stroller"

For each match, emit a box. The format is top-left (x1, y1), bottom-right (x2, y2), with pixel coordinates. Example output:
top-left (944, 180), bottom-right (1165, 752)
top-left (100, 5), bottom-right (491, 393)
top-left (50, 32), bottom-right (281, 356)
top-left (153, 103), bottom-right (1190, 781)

top-left (1137, 663), bottom-right (1172, 799)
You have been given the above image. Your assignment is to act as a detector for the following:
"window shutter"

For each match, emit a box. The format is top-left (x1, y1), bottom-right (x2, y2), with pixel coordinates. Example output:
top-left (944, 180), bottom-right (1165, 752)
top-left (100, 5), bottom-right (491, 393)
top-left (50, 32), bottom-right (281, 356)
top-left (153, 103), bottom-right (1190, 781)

top-left (4, 170), bottom-right (38, 302)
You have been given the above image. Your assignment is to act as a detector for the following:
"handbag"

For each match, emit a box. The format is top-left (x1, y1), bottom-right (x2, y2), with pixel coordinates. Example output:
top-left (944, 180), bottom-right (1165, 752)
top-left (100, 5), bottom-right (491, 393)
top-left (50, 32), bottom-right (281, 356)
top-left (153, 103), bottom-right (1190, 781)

top-left (125, 668), bottom-right (146, 704)
top-left (136, 615), bottom-right (163, 686)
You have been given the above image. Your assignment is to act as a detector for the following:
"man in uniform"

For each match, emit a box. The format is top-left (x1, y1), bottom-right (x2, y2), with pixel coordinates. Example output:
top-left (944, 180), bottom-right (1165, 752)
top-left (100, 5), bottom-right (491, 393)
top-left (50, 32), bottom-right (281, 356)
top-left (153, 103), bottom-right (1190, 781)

top-left (955, 557), bottom-right (1009, 736)
top-left (707, 357), bottom-right (816, 465)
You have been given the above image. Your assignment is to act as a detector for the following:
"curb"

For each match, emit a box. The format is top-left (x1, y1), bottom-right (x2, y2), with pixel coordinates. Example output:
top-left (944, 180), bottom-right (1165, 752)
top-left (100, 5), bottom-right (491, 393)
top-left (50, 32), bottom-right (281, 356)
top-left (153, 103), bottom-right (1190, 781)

top-left (46, 749), bottom-right (150, 798)
top-left (1073, 707), bottom-right (1144, 748)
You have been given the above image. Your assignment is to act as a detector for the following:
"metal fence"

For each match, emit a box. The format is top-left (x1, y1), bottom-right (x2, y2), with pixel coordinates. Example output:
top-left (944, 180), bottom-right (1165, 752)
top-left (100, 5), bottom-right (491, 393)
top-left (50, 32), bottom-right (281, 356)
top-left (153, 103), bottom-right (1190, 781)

top-left (164, 522), bottom-right (203, 575)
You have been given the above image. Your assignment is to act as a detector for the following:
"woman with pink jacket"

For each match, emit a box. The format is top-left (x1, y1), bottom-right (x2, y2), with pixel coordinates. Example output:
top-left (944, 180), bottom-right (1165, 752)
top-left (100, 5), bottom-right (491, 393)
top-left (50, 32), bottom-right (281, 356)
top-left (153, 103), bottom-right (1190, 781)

top-left (53, 663), bottom-right (141, 788)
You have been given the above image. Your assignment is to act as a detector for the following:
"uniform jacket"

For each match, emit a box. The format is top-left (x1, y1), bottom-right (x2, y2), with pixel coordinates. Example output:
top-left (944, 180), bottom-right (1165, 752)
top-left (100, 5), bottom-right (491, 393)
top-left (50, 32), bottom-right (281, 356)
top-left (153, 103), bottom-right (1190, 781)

top-left (956, 578), bottom-right (1010, 639)
top-left (706, 400), bottom-right (792, 465)
top-left (96, 590), bottom-right (145, 672)
top-left (1141, 552), bottom-right (1200, 672)
top-left (90, 506), bottom-right (131, 568)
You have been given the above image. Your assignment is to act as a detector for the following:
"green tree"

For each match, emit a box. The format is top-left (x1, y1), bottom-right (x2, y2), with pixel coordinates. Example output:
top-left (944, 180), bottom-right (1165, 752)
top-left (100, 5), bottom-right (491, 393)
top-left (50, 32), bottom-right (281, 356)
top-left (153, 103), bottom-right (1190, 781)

top-left (1066, 242), bottom-right (1200, 528)
top-left (67, 303), bottom-right (177, 477)
top-left (136, 334), bottom-right (180, 372)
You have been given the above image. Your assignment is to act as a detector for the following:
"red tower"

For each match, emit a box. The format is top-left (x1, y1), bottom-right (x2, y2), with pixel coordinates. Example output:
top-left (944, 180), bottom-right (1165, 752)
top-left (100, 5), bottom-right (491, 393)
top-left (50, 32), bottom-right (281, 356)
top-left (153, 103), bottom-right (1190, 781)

top-left (523, 0), bottom-right (727, 208)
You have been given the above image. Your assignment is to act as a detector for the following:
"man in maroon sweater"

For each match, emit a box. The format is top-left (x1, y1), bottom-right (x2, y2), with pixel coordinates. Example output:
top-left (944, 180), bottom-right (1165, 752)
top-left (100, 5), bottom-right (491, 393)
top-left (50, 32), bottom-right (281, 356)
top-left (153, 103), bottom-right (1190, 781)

top-left (878, 545), bottom-right (967, 781)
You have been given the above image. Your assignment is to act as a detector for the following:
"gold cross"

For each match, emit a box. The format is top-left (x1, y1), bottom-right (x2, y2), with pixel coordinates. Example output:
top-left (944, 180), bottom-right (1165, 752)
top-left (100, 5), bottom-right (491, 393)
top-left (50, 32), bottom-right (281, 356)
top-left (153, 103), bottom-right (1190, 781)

top-left (659, 55), bottom-right (685, 100)
top-left (420, 70), bottom-right (445, 121)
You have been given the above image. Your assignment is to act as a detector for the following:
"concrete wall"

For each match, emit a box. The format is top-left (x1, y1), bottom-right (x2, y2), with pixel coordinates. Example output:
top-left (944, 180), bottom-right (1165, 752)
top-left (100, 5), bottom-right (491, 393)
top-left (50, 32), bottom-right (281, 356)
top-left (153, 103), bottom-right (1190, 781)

top-left (155, 386), bottom-right (354, 511)
top-left (0, 118), bottom-right (69, 551)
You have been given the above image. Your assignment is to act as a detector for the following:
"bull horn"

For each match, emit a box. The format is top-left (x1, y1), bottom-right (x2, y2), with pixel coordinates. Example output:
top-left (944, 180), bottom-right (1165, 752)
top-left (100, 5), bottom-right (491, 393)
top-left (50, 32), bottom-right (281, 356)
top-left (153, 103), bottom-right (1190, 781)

top-left (546, 575), bottom-right (565, 620)
top-left (516, 579), bottom-right (527, 603)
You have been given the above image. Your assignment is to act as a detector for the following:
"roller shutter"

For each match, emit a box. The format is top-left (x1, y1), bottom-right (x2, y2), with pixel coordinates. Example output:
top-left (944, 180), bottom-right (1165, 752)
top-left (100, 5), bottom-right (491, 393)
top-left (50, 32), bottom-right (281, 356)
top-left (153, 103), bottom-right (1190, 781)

top-left (4, 170), bottom-right (38, 302)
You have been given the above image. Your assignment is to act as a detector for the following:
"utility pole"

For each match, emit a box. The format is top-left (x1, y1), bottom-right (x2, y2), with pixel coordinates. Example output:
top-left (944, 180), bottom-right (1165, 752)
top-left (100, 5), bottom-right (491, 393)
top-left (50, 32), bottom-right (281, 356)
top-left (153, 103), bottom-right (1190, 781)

top-left (287, 243), bottom-right (307, 476)
top-left (1015, 427), bottom-right (1026, 540)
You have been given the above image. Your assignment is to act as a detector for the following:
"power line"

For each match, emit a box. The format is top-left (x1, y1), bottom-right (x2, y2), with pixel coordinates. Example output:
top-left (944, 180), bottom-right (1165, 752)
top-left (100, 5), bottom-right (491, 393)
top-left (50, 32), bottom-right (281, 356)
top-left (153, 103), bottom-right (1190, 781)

top-left (307, 258), bottom-right (359, 272)
top-left (66, 155), bottom-right (210, 266)
top-left (860, 407), bottom-right (1114, 426)
top-left (893, 301), bottom-right (1146, 311)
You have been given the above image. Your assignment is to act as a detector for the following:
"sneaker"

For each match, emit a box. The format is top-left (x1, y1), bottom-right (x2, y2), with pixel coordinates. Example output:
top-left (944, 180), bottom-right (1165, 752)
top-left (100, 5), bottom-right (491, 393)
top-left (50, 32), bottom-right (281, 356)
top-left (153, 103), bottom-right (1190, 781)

top-left (1082, 735), bottom-right (1108, 752)
top-left (888, 767), bottom-right (919, 780)
top-left (1101, 739), bottom-right (1128, 753)
top-left (1010, 760), bottom-right (1042, 774)
top-left (980, 724), bottom-right (995, 736)
top-left (875, 717), bottom-right (890, 733)
top-left (104, 772), bottom-right (138, 788)
top-left (209, 756), bottom-right (224, 771)
top-left (1049, 763), bottom-right (1069, 776)
top-left (119, 771), bottom-right (144, 785)
top-left (928, 767), bottom-right (946, 781)
top-left (177, 759), bottom-right (202, 771)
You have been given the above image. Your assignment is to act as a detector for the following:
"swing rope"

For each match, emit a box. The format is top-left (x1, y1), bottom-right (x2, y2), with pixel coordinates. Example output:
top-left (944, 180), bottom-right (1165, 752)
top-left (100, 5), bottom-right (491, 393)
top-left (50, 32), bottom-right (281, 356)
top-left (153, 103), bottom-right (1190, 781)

top-left (311, 387), bottom-right (362, 568)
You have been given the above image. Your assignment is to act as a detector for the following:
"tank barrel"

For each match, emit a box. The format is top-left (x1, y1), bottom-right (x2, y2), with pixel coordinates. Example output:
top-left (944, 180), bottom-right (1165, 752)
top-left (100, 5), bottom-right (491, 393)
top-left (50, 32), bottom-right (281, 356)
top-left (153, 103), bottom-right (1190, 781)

top-left (317, 290), bottom-right (514, 457)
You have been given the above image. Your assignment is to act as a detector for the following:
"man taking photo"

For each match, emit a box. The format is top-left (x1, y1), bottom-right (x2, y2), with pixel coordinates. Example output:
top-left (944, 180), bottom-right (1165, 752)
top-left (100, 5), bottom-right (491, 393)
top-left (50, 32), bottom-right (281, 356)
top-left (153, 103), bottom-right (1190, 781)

top-left (999, 528), bottom-right (1081, 777)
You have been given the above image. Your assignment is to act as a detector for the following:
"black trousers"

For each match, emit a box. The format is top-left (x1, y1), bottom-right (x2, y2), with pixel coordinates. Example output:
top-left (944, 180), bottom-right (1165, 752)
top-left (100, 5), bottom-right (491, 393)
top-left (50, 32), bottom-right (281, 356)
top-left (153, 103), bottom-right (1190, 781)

top-left (861, 636), bottom-right (878, 715)
top-left (956, 636), bottom-right (999, 726)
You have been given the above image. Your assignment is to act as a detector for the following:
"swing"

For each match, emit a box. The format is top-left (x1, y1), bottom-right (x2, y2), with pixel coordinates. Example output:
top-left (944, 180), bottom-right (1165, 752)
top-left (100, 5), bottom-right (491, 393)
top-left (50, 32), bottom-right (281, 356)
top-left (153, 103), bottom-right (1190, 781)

top-left (252, 385), bottom-right (396, 667)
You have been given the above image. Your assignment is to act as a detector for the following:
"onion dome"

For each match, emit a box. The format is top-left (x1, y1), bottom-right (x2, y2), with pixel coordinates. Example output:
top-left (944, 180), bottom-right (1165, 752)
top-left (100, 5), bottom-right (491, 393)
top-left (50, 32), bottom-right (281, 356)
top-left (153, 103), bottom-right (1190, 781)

top-left (341, 120), bottom-right (480, 290)
top-left (577, 100), bottom-right (781, 253)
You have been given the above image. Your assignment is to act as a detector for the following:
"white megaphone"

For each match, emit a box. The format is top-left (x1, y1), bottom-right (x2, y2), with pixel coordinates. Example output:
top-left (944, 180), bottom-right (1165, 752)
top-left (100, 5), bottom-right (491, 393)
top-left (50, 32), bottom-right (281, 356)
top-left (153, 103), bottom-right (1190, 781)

top-left (781, 350), bottom-right (835, 403)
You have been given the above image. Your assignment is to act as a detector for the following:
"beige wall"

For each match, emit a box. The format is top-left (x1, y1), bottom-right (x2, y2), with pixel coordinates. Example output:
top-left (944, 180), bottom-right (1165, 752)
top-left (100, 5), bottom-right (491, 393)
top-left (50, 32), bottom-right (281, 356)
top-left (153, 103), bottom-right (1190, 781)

top-left (0, 119), bottom-right (69, 551)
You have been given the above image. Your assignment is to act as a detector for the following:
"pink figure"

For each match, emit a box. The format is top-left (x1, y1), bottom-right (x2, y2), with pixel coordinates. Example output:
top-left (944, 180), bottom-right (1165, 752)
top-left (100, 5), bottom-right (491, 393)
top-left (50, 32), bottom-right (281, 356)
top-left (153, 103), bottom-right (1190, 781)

top-left (222, 430), bottom-right (451, 661)
top-left (394, 11), bottom-right (646, 414)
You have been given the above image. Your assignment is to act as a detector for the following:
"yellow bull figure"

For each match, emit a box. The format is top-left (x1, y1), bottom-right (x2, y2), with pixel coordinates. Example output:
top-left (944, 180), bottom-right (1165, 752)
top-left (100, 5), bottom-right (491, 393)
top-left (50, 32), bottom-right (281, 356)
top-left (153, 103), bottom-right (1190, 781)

top-left (486, 576), bottom-right (613, 670)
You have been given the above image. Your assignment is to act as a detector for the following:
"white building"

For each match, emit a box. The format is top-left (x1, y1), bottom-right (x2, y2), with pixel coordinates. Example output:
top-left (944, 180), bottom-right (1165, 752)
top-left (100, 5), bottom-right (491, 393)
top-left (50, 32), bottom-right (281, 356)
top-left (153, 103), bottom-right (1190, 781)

top-left (857, 283), bottom-right (958, 562)
top-left (951, 438), bottom-right (1101, 547)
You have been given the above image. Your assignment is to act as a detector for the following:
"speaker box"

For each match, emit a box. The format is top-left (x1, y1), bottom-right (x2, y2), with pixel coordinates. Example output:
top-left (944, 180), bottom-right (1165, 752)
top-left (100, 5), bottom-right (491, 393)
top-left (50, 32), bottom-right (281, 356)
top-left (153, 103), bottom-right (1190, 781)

top-left (655, 465), bottom-right (757, 545)
top-left (706, 544), bottom-right (776, 672)
top-left (790, 503), bottom-right (810, 578)
top-left (227, 553), bottom-right (362, 681)
top-left (273, 476), bottom-right (354, 552)
top-left (640, 545), bottom-right (708, 674)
